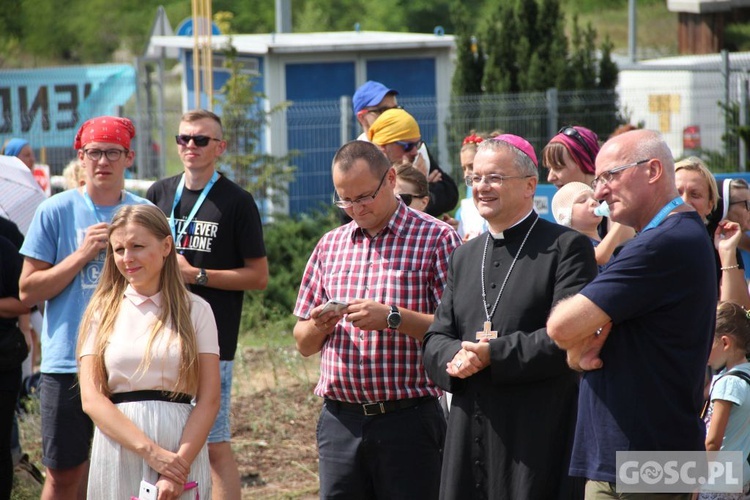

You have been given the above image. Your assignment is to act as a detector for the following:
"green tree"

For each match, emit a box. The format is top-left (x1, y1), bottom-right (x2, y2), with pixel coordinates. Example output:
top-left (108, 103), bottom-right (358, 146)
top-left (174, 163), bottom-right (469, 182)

top-left (0, 1), bottom-right (23, 67)
top-left (514, 0), bottom-right (539, 91)
top-left (482, 3), bottom-right (515, 93)
top-left (698, 101), bottom-right (750, 172)
top-left (598, 36), bottom-right (618, 90)
top-left (0, 5), bottom-right (22, 39)
top-left (476, 0), bottom-right (616, 94)
top-left (217, 40), bottom-right (296, 211)
top-left (451, 0), bottom-right (483, 96)
top-left (214, 0), bottom-right (274, 33)
top-left (241, 209), bottom-right (339, 329)
top-left (404, 0), bottom-right (454, 34)
top-left (535, 0), bottom-right (570, 90)
top-left (568, 15), bottom-right (598, 90)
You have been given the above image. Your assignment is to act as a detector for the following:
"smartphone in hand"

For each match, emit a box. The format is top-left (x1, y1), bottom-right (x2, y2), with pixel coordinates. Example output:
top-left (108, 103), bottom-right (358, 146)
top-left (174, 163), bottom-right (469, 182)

top-left (320, 300), bottom-right (348, 315)
top-left (138, 480), bottom-right (158, 500)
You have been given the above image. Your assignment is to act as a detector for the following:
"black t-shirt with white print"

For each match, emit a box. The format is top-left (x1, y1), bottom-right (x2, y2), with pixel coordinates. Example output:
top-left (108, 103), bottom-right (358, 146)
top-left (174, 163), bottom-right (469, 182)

top-left (147, 173), bottom-right (266, 360)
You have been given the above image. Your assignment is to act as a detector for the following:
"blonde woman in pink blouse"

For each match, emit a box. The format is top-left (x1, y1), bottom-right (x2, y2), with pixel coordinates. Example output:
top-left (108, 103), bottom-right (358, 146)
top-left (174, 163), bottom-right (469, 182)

top-left (77, 205), bottom-right (220, 500)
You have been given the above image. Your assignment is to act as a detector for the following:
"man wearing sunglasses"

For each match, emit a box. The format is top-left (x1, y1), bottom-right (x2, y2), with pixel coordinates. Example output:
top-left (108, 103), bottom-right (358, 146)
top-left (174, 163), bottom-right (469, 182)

top-left (19, 116), bottom-right (150, 499)
top-left (147, 109), bottom-right (269, 500)
top-left (369, 108), bottom-right (459, 218)
top-left (548, 129), bottom-right (716, 498)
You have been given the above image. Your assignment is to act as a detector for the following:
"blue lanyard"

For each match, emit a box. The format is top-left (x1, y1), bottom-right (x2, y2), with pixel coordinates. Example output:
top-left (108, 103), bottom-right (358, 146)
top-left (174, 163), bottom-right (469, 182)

top-left (640, 196), bottom-right (684, 233)
top-left (82, 189), bottom-right (124, 223)
top-left (169, 171), bottom-right (219, 246)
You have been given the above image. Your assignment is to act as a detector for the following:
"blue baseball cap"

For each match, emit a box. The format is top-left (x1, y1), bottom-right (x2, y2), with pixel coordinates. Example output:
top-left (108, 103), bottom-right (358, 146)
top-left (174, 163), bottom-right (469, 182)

top-left (353, 81), bottom-right (398, 115)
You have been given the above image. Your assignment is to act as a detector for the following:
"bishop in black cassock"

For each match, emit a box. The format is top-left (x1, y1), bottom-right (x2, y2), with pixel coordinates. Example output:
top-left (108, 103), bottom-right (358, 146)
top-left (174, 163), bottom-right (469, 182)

top-left (422, 134), bottom-right (598, 500)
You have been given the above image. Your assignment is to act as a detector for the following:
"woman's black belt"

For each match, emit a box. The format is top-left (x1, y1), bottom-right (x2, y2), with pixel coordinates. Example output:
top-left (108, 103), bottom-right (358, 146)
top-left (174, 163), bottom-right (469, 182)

top-left (110, 390), bottom-right (192, 405)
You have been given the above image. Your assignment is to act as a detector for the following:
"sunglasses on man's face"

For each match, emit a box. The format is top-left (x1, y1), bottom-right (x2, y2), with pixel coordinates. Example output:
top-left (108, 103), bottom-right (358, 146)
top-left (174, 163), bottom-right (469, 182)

top-left (175, 134), bottom-right (221, 147)
top-left (363, 104), bottom-right (403, 116)
top-left (394, 140), bottom-right (423, 153)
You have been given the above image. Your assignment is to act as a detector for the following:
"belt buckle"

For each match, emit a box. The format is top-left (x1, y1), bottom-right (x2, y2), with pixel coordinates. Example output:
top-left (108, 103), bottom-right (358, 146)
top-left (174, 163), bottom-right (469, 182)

top-left (362, 402), bottom-right (385, 416)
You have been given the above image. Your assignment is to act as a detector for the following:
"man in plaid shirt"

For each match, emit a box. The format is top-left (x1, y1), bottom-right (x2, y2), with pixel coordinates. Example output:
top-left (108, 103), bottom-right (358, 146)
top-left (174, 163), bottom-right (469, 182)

top-left (293, 140), bottom-right (461, 499)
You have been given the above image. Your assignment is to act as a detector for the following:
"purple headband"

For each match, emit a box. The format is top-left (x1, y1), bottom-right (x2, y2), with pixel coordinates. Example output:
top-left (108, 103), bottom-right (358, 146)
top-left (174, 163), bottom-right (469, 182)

top-left (493, 134), bottom-right (538, 167)
top-left (551, 126), bottom-right (600, 174)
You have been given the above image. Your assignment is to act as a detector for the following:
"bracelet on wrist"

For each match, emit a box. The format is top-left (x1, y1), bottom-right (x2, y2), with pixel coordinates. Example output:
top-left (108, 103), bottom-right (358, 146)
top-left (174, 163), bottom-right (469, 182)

top-left (721, 264), bottom-right (740, 271)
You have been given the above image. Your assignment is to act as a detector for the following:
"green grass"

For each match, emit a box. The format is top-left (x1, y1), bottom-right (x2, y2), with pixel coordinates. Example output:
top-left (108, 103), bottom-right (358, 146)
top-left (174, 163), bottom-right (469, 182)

top-left (11, 398), bottom-right (43, 500)
top-left (10, 478), bottom-right (41, 500)
top-left (565, 0), bottom-right (678, 58)
top-left (239, 312), bottom-right (297, 350)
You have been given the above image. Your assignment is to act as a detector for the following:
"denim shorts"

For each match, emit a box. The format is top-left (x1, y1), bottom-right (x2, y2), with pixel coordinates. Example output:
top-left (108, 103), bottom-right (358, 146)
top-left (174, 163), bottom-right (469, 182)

top-left (207, 360), bottom-right (233, 443)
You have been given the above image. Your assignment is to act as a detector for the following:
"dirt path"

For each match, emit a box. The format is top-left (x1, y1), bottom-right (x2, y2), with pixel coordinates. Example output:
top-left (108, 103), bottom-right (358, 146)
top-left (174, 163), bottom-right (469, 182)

top-left (232, 346), bottom-right (321, 499)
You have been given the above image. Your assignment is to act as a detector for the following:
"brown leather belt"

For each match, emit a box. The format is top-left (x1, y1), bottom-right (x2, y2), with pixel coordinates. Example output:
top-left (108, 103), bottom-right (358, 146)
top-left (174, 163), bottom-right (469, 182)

top-left (325, 396), bottom-right (436, 416)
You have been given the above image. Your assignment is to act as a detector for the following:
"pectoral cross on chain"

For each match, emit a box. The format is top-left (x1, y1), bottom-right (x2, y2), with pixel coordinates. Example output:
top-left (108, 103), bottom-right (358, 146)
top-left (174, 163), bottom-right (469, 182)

top-left (476, 321), bottom-right (498, 340)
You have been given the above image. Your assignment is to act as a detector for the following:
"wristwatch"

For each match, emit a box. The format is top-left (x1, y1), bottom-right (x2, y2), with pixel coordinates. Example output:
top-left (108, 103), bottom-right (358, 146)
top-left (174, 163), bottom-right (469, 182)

top-left (195, 268), bottom-right (208, 286)
top-left (386, 305), bottom-right (402, 329)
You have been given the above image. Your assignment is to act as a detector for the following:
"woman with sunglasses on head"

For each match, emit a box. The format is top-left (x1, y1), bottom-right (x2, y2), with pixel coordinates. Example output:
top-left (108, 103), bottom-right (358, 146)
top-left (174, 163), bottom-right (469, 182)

top-left (543, 126), bottom-right (599, 190)
top-left (543, 125), bottom-right (635, 265)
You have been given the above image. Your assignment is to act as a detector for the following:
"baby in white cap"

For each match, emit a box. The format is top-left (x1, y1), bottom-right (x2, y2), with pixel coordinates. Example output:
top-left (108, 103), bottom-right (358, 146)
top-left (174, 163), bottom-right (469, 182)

top-left (551, 181), bottom-right (603, 245)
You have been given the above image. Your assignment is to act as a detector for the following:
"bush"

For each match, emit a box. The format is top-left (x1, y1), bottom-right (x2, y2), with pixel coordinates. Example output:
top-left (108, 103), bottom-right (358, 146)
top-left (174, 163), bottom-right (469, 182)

top-left (241, 209), bottom-right (340, 336)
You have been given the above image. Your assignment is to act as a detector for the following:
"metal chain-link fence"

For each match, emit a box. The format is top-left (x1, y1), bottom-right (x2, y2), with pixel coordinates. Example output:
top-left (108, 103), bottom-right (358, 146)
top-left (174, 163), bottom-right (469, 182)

top-left (5, 59), bottom-right (750, 218)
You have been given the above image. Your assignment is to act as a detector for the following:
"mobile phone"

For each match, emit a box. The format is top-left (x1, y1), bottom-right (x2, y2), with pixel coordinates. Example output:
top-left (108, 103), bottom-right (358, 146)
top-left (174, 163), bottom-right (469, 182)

top-left (320, 299), bottom-right (348, 314)
top-left (139, 480), bottom-right (158, 500)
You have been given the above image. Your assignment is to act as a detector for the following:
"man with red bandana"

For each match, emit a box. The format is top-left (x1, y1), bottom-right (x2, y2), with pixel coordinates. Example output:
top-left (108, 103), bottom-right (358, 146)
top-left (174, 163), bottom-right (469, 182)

top-left (19, 116), bottom-right (149, 500)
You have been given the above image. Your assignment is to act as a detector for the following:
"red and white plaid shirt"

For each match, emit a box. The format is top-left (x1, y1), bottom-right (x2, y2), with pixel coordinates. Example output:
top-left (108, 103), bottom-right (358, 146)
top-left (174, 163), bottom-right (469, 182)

top-left (294, 203), bottom-right (462, 403)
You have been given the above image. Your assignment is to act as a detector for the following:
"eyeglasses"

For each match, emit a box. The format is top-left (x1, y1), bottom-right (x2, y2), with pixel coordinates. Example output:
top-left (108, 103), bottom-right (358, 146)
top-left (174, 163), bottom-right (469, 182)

top-left (399, 193), bottom-right (427, 206)
top-left (175, 134), bottom-right (221, 147)
top-left (465, 174), bottom-right (533, 187)
top-left (82, 148), bottom-right (129, 162)
top-left (364, 104), bottom-right (403, 116)
top-left (394, 140), bottom-right (423, 153)
top-left (558, 126), bottom-right (596, 161)
top-left (591, 159), bottom-right (650, 190)
top-left (333, 169), bottom-right (389, 209)
top-left (730, 199), bottom-right (750, 211)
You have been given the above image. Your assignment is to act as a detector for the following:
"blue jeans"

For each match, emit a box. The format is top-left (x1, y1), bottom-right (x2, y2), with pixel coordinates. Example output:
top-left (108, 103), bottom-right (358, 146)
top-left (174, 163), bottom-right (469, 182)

top-left (207, 360), bottom-right (233, 443)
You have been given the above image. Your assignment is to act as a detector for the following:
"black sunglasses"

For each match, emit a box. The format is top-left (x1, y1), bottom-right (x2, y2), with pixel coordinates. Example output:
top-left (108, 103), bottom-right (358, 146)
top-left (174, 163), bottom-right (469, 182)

top-left (364, 104), bottom-right (404, 115)
top-left (558, 126), bottom-right (595, 162)
top-left (175, 134), bottom-right (221, 147)
top-left (399, 193), bottom-right (426, 206)
top-left (395, 140), bottom-right (423, 153)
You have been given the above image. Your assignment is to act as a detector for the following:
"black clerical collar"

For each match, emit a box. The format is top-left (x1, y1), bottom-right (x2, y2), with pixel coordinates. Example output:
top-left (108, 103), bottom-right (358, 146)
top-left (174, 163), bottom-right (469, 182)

top-left (491, 211), bottom-right (537, 241)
